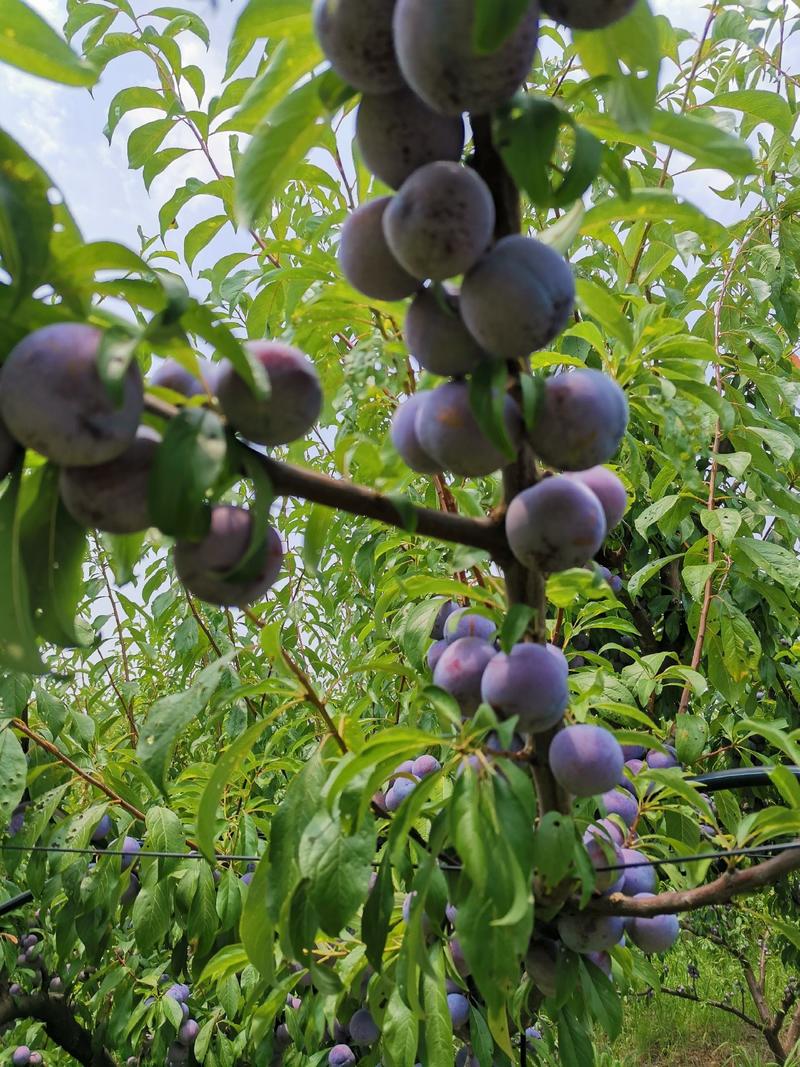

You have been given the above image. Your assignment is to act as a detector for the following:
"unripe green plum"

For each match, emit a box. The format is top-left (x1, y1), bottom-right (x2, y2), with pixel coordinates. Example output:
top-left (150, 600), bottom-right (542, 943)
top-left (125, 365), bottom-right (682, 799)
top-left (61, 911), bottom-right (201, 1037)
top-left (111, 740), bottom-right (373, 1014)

top-left (525, 938), bottom-right (558, 997)
top-left (619, 848), bottom-right (656, 896)
top-left (568, 466), bottom-right (627, 529)
top-left (383, 162), bottom-right (495, 281)
top-left (393, 0), bottom-right (539, 115)
top-left (480, 642), bottom-right (568, 732)
top-left (505, 476), bottom-right (607, 573)
top-left (174, 505), bottom-right (283, 608)
top-left (416, 380), bottom-right (522, 477)
top-left (433, 636), bottom-right (497, 716)
top-left (0, 415), bottom-right (22, 478)
top-left (339, 198), bottom-right (420, 301)
top-left (0, 324), bottom-right (143, 466)
top-left (460, 236), bottom-right (575, 360)
top-left (627, 897), bottom-right (680, 953)
top-left (405, 286), bottom-right (488, 377)
top-left (313, 0), bottom-right (403, 93)
top-left (150, 359), bottom-right (207, 398)
top-left (390, 393), bottom-right (442, 473)
top-left (349, 1008), bottom-right (380, 1045)
top-left (548, 724), bottom-right (624, 797)
top-left (356, 88), bottom-right (465, 189)
top-left (59, 429), bottom-right (159, 534)
top-left (216, 341), bottom-right (322, 447)
top-left (541, 0), bottom-right (636, 29)
top-left (557, 910), bottom-right (625, 953)
top-left (529, 370), bottom-right (628, 471)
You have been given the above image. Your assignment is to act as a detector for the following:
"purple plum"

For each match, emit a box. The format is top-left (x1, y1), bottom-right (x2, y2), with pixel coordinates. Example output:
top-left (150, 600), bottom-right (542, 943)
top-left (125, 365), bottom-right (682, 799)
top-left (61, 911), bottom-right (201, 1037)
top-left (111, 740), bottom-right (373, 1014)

top-left (120, 836), bottom-right (142, 871)
top-left (568, 467), bottom-right (627, 530)
top-left (412, 754), bottom-right (441, 778)
top-left (448, 992), bottom-right (470, 1029)
top-left (165, 983), bottom-right (190, 1003)
top-left (619, 848), bottom-right (657, 897)
top-left (548, 724), bottom-right (624, 797)
top-left (505, 477), bottom-right (607, 573)
top-left (557, 911), bottom-right (626, 953)
top-left (328, 1045), bottom-right (357, 1067)
top-left (600, 788), bottom-right (638, 827)
top-left (431, 600), bottom-right (458, 640)
top-left (585, 951), bottom-right (612, 977)
top-left (384, 777), bottom-right (416, 811)
top-left (525, 938), bottom-right (558, 997)
top-left (584, 835), bottom-right (624, 894)
top-left (349, 1008), bottom-right (380, 1045)
top-left (390, 393), bottom-right (442, 474)
top-left (627, 896), bottom-right (680, 953)
top-left (150, 359), bottom-right (207, 398)
top-left (450, 936), bottom-right (470, 976)
top-left (427, 639), bottom-right (448, 673)
top-left (313, 0), bottom-right (403, 93)
top-left (91, 813), bottom-right (113, 843)
top-left (405, 285), bottom-right (487, 377)
top-left (339, 198), bottom-right (419, 301)
top-left (528, 370), bottom-right (629, 472)
top-left (415, 380), bottom-right (522, 478)
top-left (12, 1051), bottom-right (31, 1067)
top-left (480, 642), bottom-right (569, 733)
top-left (444, 609), bottom-right (497, 644)
top-left (433, 636), bottom-right (497, 717)
top-left (178, 1019), bottom-right (200, 1046)
top-left (646, 745), bottom-right (679, 770)
top-left (541, 0), bottom-right (636, 29)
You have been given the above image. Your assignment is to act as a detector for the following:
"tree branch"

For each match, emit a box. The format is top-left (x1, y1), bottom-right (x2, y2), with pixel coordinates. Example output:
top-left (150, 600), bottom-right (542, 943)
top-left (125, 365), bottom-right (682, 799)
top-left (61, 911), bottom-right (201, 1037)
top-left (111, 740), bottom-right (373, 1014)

top-left (0, 990), bottom-right (117, 1067)
top-left (630, 986), bottom-right (761, 1033)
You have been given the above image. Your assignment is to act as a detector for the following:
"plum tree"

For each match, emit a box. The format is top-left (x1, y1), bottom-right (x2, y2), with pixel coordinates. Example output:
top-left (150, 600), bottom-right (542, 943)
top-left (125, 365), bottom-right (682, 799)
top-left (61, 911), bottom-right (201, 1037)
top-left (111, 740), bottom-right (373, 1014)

top-left (405, 285), bottom-right (488, 377)
top-left (460, 236), bottom-right (575, 360)
top-left (313, 0), bottom-right (403, 93)
top-left (447, 992), bottom-right (470, 1029)
top-left (393, 0), bottom-right (540, 115)
top-left (480, 642), bottom-right (569, 732)
top-left (58, 428), bottom-right (159, 534)
top-left (356, 87), bottom-right (465, 189)
top-left (626, 897), bottom-right (680, 953)
top-left (150, 358), bottom-right (207, 397)
top-left (382, 162), bottom-right (495, 281)
top-left (443, 608), bottom-right (497, 643)
top-left (557, 911), bottom-right (626, 953)
top-left (328, 1044), bottom-right (357, 1067)
top-left (415, 380), bottom-right (522, 477)
top-left (432, 636), bottom-right (497, 716)
top-left (619, 848), bottom-right (657, 896)
top-left (390, 393), bottom-right (442, 473)
top-left (528, 370), bottom-right (629, 471)
top-left (0, 324), bottom-right (143, 466)
top-left (216, 341), bottom-right (322, 447)
top-left (174, 504), bottom-right (283, 608)
top-left (568, 466), bottom-right (627, 529)
top-left (525, 938), bottom-right (558, 997)
top-left (339, 197), bottom-right (420, 301)
top-left (505, 476), bottom-right (607, 572)
top-left (349, 1008), bottom-right (380, 1045)
top-left (540, 0), bottom-right (636, 29)
top-left (548, 724), bottom-right (624, 797)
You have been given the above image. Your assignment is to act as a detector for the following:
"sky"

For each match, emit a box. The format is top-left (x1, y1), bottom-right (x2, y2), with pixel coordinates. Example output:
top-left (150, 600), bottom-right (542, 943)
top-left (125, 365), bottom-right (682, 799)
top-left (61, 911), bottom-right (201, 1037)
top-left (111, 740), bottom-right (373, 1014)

top-left (0, 0), bottom-right (788, 288)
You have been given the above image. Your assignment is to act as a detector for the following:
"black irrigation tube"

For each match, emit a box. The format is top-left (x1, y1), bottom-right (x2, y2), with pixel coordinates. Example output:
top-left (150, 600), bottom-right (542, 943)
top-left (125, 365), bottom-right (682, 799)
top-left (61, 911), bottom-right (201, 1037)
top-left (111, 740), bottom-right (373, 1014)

top-left (690, 767), bottom-right (800, 791)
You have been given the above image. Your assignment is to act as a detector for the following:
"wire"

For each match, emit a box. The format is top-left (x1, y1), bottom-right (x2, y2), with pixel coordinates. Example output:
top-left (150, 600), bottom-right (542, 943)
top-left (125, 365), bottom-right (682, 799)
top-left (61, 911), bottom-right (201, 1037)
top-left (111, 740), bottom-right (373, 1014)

top-left (596, 840), bottom-right (800, 873)
top-left (0, 844), bottom-right (257, 862)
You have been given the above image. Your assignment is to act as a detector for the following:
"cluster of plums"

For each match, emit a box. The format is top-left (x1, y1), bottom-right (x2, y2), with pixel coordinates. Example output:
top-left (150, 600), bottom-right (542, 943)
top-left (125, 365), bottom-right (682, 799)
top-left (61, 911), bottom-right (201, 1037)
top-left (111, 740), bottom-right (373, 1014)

top-left (0, 323), bottom-right (323, 609)
top-left (11, 1048), bottom-right (43, 1066)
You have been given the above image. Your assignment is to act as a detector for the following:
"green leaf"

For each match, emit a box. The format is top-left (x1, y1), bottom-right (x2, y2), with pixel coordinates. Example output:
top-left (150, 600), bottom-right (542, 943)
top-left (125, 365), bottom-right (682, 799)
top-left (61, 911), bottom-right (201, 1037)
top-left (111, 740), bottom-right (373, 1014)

top-left (240, 852), bottom-right (275, 981)
top-left (382, 986), bottom-right (419, 1067)
top-left (626, 553), bottom-right (683, 599)
top-left (302, 504), bottom-right (335, 577)
top-left (582, 190), bottom-right (724, 247)
top-left (468, 359), bottom-right (516, 461)
top-left (700, 509), bottom-right (742, 549)
top-left (148, 408), bottom-right (227, 539)
top-left (361, 851), bottom-right (394, 972)
top-left (498, 604), bottom-right (536, 652)
top-left (0, 131), bottom-right (53, 302)
top-left (575, 278), bottom-right (633, 350)
top-left (298, 810), bottom-right (376, 936)
top-left (421, 943), bottom-right (453, 1067)
top-left (649, 109), bottom-right (754, 176)
top-left (557, 1004), bottom-right (596, 1067)
top-left (712, 89), bottom-right (793, 135)
top-left (0, 726), bottom-right (27, 829)
top-left (0, 0), bottom-right (98, 85)
top-left (184, 215), bottom-right (229, 271)
top-left (473, 0), bottom-right (530, 51)
top-left (717, 599), bottom-right (761, 683)
top-left (127, 118), bottom-right (174, 169)
top-left (735, 538), bottom-right (800, 594)
top-left (105, 86), bottom-right (167, 142)
top-left (132, 881), bottom-right (172, 952)
top-left (0, 470), bottom-right (45, 674)
top-left (532, 811), bottom-right (575, 889)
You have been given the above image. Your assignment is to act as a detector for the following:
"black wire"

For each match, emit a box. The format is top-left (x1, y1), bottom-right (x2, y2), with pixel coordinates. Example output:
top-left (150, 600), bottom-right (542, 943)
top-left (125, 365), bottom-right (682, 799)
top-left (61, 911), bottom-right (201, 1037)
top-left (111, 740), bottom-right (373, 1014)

top-left (596, 840), bottom-right (800, 873)
top-left (0, 844), bottom-right (258, 862)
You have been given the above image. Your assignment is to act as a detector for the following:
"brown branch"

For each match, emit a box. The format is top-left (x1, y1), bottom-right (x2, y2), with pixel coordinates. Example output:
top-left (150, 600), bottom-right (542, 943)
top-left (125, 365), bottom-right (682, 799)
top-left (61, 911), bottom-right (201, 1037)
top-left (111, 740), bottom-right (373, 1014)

top-left (95, 549), bottom-right (138, 745)
top-left (10, 719), bottom-right (145, 824)
top-left (630, 986), bottom-right (761, 1033)
top-left (186, 592), bottom-right (223, 657)
top-left (0, 990), bottom-right (116, 1067)
top-left (590, 841), bottom-right (800, 916)
top-left (784, 997), bottom-right (800, 1051)
top-left (279, 648), bottom-right (348, 755)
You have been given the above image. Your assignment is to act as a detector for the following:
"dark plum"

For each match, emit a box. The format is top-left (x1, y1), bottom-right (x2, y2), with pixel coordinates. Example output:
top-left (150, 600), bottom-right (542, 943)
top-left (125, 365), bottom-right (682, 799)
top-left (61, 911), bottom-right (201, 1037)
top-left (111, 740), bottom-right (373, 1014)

top-left (121, 872), bottom-right (140, 905)
top-left (444, 608), bottom-right (496, 644)
top-left (450, 936), bottom-right (470, 976)
top-left (339, 198), bottom-right (419, 301)
top-left (480, 642), bottom-right (568, 733)
top-left (12, 1050), bottom-right (31, 1067)
top-left (349, 1008), bottom-right (380, 1045)
top-left (433, 636), bottom-right (497, 716)
top-left (356, 87), bottom-right (465, 189)
top-left (415, 380), bottom-right (522, 477)
top-left (91, 813), bottom-right (113, 843)
top-left (150, 359), bottom-right (208, 398)
top-left (405, 285), bottom-right (488, 377)
top-left (384, 776), bottom-right (416, 811)
top-left (569, 466), bottom-right (627, 529)
top-left (460, 236), bottom-right (575, 360)
top-left (178, 1019), bottom-right (200, 1046)
top-left (165, 983), bottom-right (191, 1003)
top-left (59, 429), bottom-right (159, 534)
top-left (529, 370), bottom-right (629, 471)
top-left (525, 938), bottom-right (558, 997)
top-left (216, 341), bottom-right (322, 447)
top-left (0, 324), bottom-right (143, 466)
top-left (626, 897), bottom-right (680, 953)
top-left (0, 414), bottom-right (22, 478)
top-left (390, 393), bottom-right (442, 473)
top-left (328, 1045), bottom-right (356, 1067)
top-left (621, 744), bottom-right (646, 761)
top-left (548, 724), bottom-right (624, 797)
top-left (619, 848), bottom-right (657, 896)
top-left (313, 0), bottom-right (403, 93)
top-left (505, 476), bottom-right (607, 573)
top-left (431, 599), bottom-right (458, 640)
top-left (383, 162), bottom-right (495, 281)
top-left (541, 0), bottom-right (636, 29)
top-left (393, 0), bottom-right (539, 115)
top-left (174, 504), bottom-right (283, 609)
top-left (557, 910), bottom-right (626, 953)
top-left (120, 836), bottom-right (141, 871)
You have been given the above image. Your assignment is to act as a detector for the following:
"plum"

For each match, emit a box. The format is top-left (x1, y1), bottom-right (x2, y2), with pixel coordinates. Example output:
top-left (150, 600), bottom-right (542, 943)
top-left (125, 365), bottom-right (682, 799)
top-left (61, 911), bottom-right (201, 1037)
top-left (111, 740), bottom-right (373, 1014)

top-left (27, 1057), bottom-right (42, 1067)
top-left (165, 983), bottom-right (191, 1003)
top-left (121, 872), bottom-right (140, 906)
top-left (431, 600), bottom-right (458, 639)
top-left (460, 236), bottom-right (574, 361)
top-left (384, 776), bottom-right (416, 811)
top-left (328, 1045), bottom-right (357, 1067)
top-left (505, 476), bottom-right (607, 573)
top-left (546, 642), bottom-right (570, 677)
top-left (402, 890), bottom-right (432, 935)
top-left (0, 415), bottom-right (22, 478)
top-left (525, 1026), bottom-right (543, 1041)
top-left (568, 467), bottom-right (627, 529)
top-left (216, 341), bottom-right (322, 447)
top-left (405, 285), bottom-right (488, 377)
top-left (600, 787), bottom-right (638, 827)
top-left (548, 724), bottom-right (624, 797)
top-left (59, 429), bottom-right (159, 534)
top-left (339, 197), bottom-right (420, 301)
top-left (557, 910), bottom-right (626, 953)
top-left (415, 380), bottom-right (522, 478)
top-left (433, 636), bottom-right (497, 716)
top-left (391, 760), bottom-right (415, 781)
top-left (383, 162), bottom-right (495, 281)
top-left (390, 393), bottom-right (442, 473)
top-left (166, 1043), bottom-right (190, 1066)
top-left (313, 0), bottom-right (402, 92)
top-left (393, 0), bottom-right (539, 115)
top-left (92, 813), bottom-right (113, 843)
top-left (178, 1019), bottom-right (200, 1046)
top-left (0, 324), bottom-right (143, 466)
top-left (525, 938), bottom-right (558, 997)
top-left (356, 87), bottom-right (465, 189)
top-left (120, 836), bottom-right (141, 871)
top-left (412, 754), bottom-right (441, 778)
top-left (619, 848), bottom-right (657, 897)
top-left (585, 951), bottom-right (612, 977)
top-left (12, 1051), bottom-right (31, 1067)
top-left (427, 639), bottom-right (448, 673)
top-left (450, 936), bottom-right (470, 976)
top-left (529, 370), bottom-right (628, 471)
top-left (349, 1008), bottom-right (380, 1045)
top-left (541, 0), bottom-right (636, 30)
top-left (646, 745), bottom-right (679, 770)
top-left (49, 975), bottom-right (64, 992)
top-left (150, 359), bottom-right (207, 398)
top-left (8, 803), bottom-right (27, 836)
top-left (174, 505), bottom-right (283, 608)
top-left (480, 642), bottom-right (568, 733)
top-left (448, 992), bottom-right (470, 1029)
top-left (626, 897), bottom-right (680, 953)
top-left (584, 835), bottom-right (624, 894)
top-left (444, 608), bottom-right (496, 644)
top-left (621, 744), bottom-right (646, 761)
top-left (9, 983), bottom-right (22, 996)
